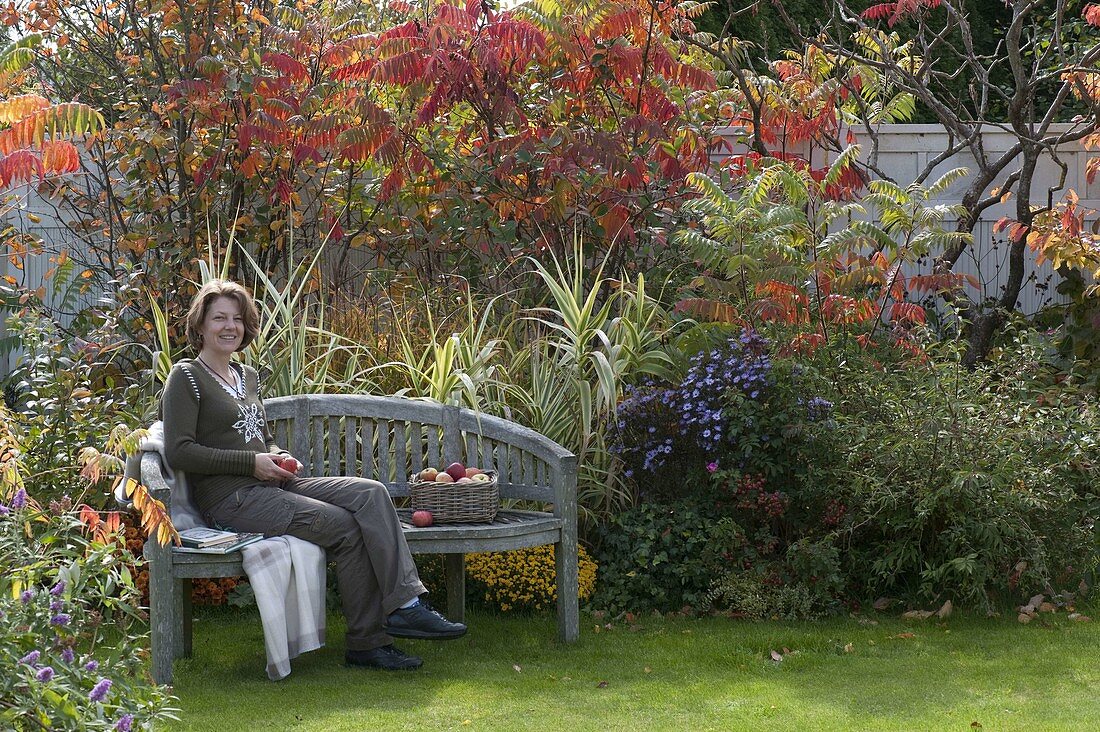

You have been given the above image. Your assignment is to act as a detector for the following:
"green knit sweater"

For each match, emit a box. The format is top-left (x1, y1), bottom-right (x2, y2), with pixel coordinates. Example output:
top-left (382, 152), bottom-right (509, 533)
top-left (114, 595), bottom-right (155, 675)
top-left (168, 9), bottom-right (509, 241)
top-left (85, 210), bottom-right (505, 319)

top-left (161, 359), bottom-right (286, 514)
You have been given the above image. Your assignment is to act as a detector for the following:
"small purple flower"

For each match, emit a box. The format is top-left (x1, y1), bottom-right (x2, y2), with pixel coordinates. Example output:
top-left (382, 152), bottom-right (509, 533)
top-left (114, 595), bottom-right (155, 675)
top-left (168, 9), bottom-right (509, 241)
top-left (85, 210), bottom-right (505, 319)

top-left (20, 589), bottom-right (33, 604)
top-left (50, 581), bottom-right (65, 597)
top-left (85, 660), bottom-right (100, 672)
top-left (36, 666), bottom-right (54, 682)
top-left (706, 462), bottom-right (718, 473)
top-left (11, 488), bottom-right (27, 509)
top-left (50, 600), bottom-right (63, 612)
top-left (20, 650), bottom-right (41, 666)
top-left (0, 503), bottom-right (9, 516)
top-left (89, 678), bottom-right (112, 702)
top-left (61, 648), bottom-right (75, 664)
top-left (50, 614), bottom-right (71, 627)
top-left (115, 714), bottom-right (133, 732)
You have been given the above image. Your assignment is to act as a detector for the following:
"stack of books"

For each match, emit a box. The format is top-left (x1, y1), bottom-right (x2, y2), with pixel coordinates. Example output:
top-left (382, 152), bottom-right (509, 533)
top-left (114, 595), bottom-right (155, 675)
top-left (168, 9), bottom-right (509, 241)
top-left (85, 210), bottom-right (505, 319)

top-left (176, 527), bottom-right (265, 554)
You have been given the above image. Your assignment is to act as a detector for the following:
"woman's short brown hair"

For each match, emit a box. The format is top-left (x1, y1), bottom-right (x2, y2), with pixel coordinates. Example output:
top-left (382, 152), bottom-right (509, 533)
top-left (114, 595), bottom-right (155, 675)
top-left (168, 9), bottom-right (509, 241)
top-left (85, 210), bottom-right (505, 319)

top-left (184, 279), bottom-right (261, 352)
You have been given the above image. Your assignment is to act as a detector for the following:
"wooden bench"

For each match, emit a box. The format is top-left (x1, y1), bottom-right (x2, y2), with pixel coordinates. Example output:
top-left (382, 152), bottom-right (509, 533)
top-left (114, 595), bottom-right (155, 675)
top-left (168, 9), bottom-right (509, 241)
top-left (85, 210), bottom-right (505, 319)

top-left (143, 394), bottom-right (579, 684)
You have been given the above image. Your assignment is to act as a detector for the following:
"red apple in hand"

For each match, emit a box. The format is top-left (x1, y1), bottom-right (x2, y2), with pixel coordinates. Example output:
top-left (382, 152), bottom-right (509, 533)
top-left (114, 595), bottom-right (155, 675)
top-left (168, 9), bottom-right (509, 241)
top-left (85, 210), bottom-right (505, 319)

top-left (411, 510), bottom-right (434, 527)
top-left (276, 456), bottom-right (301, 474)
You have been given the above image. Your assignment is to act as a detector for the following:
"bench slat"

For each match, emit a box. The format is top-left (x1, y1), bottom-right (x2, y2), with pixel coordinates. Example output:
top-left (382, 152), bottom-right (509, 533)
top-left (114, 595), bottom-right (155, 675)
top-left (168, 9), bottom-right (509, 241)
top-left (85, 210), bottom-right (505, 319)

top-left (360, 418), bottom-right (374, 480)
top-left (377, 419), bottom-right (390, 483)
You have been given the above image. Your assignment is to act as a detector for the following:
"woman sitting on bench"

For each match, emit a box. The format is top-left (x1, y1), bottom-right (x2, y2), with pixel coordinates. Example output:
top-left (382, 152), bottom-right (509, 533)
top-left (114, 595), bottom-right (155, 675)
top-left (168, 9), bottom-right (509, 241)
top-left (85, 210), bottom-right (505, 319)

top-left (161, 279), bottom-right (465, 671)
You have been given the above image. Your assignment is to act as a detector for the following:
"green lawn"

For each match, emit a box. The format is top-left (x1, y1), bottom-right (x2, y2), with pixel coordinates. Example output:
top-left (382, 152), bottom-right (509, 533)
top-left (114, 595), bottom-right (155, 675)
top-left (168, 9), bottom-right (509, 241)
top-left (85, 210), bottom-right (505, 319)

top-left (166, 605), bottom-right (1100, 731)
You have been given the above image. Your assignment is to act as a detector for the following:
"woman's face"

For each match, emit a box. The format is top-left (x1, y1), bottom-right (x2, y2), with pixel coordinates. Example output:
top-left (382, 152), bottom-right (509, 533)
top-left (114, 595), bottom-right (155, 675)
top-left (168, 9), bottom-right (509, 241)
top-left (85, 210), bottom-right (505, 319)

top-left (199, 296), bottom-right (244, 356)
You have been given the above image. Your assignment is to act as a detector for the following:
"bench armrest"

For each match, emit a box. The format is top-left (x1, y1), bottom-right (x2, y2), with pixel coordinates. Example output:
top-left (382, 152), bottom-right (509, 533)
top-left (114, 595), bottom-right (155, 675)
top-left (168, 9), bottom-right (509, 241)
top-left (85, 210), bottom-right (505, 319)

top-left (139, 451), bottom-right (173, 508)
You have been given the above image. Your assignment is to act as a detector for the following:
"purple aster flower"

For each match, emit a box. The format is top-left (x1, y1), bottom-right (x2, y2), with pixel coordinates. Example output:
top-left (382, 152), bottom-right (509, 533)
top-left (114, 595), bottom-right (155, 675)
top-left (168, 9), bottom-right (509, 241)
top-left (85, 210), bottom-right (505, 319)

top-left (50, 614), bottom-right (71, 627)
top-left (61, 648), bottom-right (75, 664)
top-left (20, 650), bottom-right (41, 666)
top-left (85, 660), bottom-right (100, 672)
top-left (115, 714), bottom-right (133, 732)
top-left (20, 589), bottom-right (33, 604)
top-left (89, 678), bottom-right (112, 702)
top-left (706, 462), bottom-right (718, 473)
top-left (36, 666), bottom-right (54, 682)
top-left (50, 581), bottom-right (65, 597)
top-left (11, 488), bottom-right (27, 509)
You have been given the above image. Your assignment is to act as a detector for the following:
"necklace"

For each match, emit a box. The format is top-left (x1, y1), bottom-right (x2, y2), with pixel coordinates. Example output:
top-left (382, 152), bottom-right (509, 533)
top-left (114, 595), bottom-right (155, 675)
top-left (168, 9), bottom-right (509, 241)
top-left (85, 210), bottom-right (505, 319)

top-left (197, 356), bottom-right (243, 398)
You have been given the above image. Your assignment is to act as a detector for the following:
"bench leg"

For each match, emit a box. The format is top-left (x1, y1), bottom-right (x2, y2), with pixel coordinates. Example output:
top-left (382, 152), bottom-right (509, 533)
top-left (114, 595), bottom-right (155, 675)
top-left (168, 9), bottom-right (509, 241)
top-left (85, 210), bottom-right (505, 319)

top-left (147, 554), bottom-right (176, 685)
top-left (444, 553), bottom-right (465, 623)
top-left (179, 578), bottom-right (193, 658)
top-left (556, 539), bottom-right (579, 643)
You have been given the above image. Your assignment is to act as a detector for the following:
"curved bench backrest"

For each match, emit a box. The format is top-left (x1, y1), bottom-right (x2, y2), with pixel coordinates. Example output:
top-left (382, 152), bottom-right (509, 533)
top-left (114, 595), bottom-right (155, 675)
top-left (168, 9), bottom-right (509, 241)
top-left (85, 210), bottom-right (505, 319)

top-left (264, 395), bottom-right (574, 503)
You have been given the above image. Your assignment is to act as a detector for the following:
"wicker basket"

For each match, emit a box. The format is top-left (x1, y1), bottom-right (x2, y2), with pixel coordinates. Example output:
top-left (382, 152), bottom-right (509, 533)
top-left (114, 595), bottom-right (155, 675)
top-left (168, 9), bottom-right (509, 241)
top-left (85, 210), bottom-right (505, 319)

top-left (408, 471), bottom-right (498, 524)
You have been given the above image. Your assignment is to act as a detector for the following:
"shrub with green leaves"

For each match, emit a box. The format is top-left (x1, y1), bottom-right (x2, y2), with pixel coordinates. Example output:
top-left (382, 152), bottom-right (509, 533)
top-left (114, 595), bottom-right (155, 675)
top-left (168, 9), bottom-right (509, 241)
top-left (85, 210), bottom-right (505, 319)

top-left (591, 502), bottom-right (729, 614)
top-left (1, 489), bottom-right (178, 730)
top-left (811, 332), bottom-right (1100, 609)
top-left (2, 307), bottom-right (149, 509)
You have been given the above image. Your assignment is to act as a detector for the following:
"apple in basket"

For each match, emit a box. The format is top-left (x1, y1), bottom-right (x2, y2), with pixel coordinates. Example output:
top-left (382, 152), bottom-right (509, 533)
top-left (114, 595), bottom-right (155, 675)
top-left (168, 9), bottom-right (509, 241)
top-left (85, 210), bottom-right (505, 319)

top-left (434, 472), bottom-right (454, 484)
top-left (472, 473), bottom-right (491, 483)
top-left (411, 510), bottom-right (434, 527)
top-left (418, 467), bottom-right (439, 482)
top-left (444, 462), bottom-right (467, 482)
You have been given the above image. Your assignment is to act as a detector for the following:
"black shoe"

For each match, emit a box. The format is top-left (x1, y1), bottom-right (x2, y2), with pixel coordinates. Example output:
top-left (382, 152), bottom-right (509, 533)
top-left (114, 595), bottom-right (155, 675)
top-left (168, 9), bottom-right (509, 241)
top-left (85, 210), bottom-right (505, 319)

top-left (384, 600), bottom-right (467, 640)
top-left (345, 644), bottom-right (423, 671)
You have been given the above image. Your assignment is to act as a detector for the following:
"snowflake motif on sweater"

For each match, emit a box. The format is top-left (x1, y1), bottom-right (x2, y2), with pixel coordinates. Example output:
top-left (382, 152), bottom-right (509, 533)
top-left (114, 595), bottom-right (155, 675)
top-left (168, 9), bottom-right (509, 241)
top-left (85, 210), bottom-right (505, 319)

top-left (232, 403), bottom-right (266, 445)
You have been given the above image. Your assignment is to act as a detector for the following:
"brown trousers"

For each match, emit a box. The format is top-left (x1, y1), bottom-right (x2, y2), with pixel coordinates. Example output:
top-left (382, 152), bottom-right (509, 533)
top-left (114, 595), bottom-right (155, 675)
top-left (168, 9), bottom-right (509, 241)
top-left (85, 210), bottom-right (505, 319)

top-left (206, 476), bottom-right (426, 651)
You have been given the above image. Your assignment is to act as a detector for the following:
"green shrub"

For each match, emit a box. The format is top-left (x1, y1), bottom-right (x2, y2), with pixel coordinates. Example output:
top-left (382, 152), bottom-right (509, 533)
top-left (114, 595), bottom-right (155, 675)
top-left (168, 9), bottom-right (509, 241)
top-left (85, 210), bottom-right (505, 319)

top-left (704, 573), bottom-right (826, 621)
top-left (591, 502), bottom-right (728, 614)
top-left (1, 489), bottom-right (178, 730)
top-left (3, 308), bottom-right (148, 509)
top-left (814, 333), bottom-right (1100, 609)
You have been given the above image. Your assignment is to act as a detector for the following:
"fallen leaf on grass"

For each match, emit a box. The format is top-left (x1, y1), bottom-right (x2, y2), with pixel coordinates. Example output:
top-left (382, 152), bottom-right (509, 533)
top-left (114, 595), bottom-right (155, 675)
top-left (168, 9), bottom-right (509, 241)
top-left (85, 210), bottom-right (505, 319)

top-left (629, 624), bottom-right (644, 632)
top-left (769, 650), bottom-right (783, 662)
top-left (843, 643), bottom-right (854, 653)
top-left (970, 722), bottom-right (982, 729)
top-left (643, 667), bottom-right (652, 674)
top-left (513, 664), bottom-right (522, 673)
top-left (890, 632), bottom-right (916, 640)
top-left (901, 610), bottom-right (934, 620)
top-left (872, 597), bottom-right (896, 611)
top-left (1068, 613), bottom-right (1091, 622)
top-left (596, 680), bottom-right (609, 688)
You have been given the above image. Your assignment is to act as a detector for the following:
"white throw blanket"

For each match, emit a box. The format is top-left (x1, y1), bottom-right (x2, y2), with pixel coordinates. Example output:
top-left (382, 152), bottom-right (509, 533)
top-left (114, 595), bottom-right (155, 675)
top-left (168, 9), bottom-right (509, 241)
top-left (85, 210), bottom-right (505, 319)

top-left (126, 422), bottom-right (326, 680)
